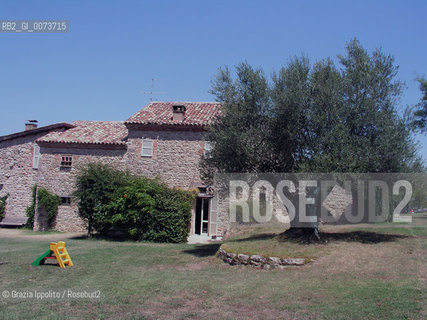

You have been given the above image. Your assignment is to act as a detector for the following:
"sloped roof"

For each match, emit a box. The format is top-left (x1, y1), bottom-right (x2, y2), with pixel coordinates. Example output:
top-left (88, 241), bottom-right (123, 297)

top-left (0, 123), bottom-right (73, 143)
top-left (125, 101), bottom-right (222, 127)
top-left (36, 121), bottom-right (127, 146)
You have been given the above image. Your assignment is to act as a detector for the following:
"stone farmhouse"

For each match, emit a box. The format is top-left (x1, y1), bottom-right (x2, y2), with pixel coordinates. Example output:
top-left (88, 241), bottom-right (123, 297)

top-left (0, 102), bottom-right (228, 238)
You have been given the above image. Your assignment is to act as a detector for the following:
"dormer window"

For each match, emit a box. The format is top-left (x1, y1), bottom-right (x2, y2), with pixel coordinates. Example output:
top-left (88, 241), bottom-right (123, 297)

top-left (172, 105), bottom-right (186, 121)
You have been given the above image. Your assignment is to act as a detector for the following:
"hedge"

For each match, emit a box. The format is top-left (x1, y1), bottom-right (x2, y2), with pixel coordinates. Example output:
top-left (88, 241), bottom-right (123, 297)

top-left (74, 163), bottom-right (196, 242)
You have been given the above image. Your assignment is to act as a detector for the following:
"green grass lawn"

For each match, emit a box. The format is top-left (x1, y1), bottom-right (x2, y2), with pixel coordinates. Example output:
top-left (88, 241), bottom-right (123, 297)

top-left (0, 216), bottom-right (426, 320)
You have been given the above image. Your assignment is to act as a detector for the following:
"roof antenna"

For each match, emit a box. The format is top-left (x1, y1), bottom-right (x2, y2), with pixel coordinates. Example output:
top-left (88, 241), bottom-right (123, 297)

top-left (142, 78), bottom-right (166, 102)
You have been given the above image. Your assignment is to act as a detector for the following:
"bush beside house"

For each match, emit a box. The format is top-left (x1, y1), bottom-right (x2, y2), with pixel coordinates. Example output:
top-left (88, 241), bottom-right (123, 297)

top-left (25, 185), bottom-right (37, 228)
top-left (37, 188), bottom-right (61, 228)
top-left (25, 186), bottom-right (60, 229)
top-left (0, 194), bottom-right (8, 222)
top-left (74, 163), bottom-right (196, 243)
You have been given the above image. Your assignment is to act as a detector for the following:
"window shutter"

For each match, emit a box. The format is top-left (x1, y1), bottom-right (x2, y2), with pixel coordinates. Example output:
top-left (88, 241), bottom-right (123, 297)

top-left (209, 197), bottom-right (218, 236)
top-left (32, 144), bottom-right (40, 169)
top-left (141, 139), bottom-right (153, 157)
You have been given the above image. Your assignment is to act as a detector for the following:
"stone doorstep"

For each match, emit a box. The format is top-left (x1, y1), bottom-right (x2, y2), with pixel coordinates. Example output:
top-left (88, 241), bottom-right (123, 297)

top-left (217, 247), bottom-right (307, 269)
top-left (187, 234), bottom-right (223, 244)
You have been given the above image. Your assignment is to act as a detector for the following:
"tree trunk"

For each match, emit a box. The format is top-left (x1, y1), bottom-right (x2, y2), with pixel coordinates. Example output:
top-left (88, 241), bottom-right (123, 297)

top-left (87, 220), bottom-right (93, 238)
top-left (282, 225), bottom-right (320, 242)
top-left (283, 184), bottom-right (320, 242)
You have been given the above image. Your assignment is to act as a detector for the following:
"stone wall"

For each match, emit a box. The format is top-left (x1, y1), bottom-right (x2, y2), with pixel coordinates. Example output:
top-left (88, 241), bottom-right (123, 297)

top-left (0, 133), bottom-right (46, 222)
top-left (215, 185), bottom-right (353, 238)
top-left (126, 129), bottom-right (222, 237)
top-left (2, 126), bottom-right (296, 237)
top-left (217, 247), bottom-right (306, 270)
top-left (125, 129), bottom-right (205, 189)
top-left (34, 145), bottom-right (127, 231)
top-left (215, 196), bottom-right (231, 237)
top-left (32, 129), bottom-right (211, 233)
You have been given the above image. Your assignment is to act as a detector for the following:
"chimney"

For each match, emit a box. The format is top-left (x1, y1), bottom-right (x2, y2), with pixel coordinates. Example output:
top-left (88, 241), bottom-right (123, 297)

top-left (25, 120), bottom-right (38, 131)
top-left (172, 105), bottom-right (186, 122)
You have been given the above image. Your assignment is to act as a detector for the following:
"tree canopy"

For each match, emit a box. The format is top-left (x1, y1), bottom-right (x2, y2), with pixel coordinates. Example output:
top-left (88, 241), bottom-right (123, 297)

top-left (201, 39), bottom-right (423, 182)
top-left (412, 77), bottom-right (427, 133)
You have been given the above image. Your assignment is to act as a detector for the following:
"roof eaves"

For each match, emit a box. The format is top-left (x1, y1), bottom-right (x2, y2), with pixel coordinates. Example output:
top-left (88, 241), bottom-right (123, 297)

top-left (0, 123), bottom-right (74, 143)
top-left (124, 120), bottom-right (209, 125)
top-left (36, 140), bottom-right (127, 148)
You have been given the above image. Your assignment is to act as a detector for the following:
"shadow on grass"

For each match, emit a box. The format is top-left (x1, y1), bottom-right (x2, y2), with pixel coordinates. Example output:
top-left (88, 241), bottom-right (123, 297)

top-left (278, 230), bottom-right (409, 244)
top-left (227, 233), bottom-right (277, 242)
top-left (224, 230), bottom-right (408, 245)
top-left (69, 234), bottom-right (91, 240)
top-left (37, 263), bottom-right (61, 267)
top-left (182, 243), bottom-right (222, 257)
top-left (69, 232), bottom-right (134, 242)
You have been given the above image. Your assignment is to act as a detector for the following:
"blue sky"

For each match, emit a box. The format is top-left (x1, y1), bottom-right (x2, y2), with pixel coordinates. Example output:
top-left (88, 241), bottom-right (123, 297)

top-left (0, 0), bottom-right (426, 163)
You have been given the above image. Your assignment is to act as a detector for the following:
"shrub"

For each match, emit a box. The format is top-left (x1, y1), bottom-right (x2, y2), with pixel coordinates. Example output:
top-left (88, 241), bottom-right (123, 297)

top-left (74, 163), bottom-right (196, 242)
top-left (98, 176), bottom-right (157, 236)
top-left (0, 194), bottom-right (8, 222)
top-left (73, 163), bottom-right (129, 236)
top-left (25, 185), bottom-right (37, 228)
top-left (145, 186), bottom-right (195, 242)
top-left (37, 188), bottom-right (61, 228)
top-left (100, 176), bottom-right (196, 242)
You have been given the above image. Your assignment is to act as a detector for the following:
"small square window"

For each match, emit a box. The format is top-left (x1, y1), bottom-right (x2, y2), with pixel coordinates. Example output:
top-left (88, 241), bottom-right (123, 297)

top-left (141, 139), bottom-right (153, 157)
top-left (61, 197), bottom-right (71, 206)
top-left (60, 155), bottom-right (72, 168)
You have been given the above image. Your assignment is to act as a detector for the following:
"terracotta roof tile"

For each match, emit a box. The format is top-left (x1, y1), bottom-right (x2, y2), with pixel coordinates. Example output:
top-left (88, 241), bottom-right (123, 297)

top-left (125, 101), bottom-right (222, 127)
top-left (0, 123), bottom-right (73, 143)
top-left (36, 121), bottom-right (127, 146)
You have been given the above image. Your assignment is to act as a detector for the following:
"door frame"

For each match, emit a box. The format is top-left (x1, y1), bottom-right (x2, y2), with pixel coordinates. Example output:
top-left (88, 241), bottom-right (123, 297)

top-left (193, 196), bottom-right (212, 236)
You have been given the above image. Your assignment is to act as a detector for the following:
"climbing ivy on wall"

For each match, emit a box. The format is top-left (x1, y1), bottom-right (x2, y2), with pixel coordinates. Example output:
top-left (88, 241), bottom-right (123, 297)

top-left (25, 186), bottom-right (60, 229)
top-left (37, 188), bottom-right (61, 229)
top-left (25, 185), bottom-right (37, 228)
top-left (0, 194), bottom-right (9, 222)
